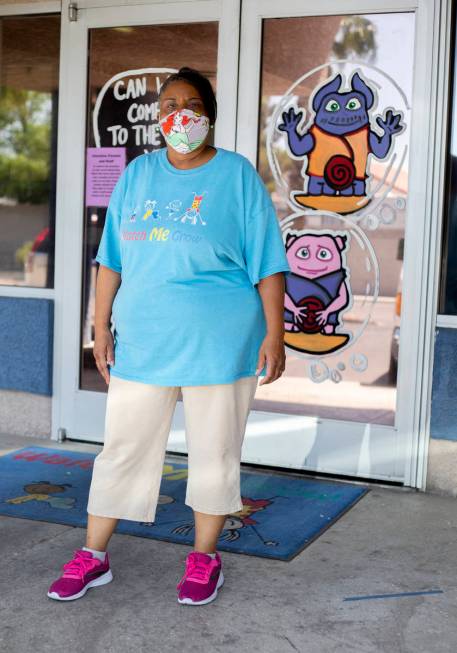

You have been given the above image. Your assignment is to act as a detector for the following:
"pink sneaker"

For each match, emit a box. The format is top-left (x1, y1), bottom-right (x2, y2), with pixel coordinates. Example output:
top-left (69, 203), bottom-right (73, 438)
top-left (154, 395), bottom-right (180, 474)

top-left (177, 551), bottom-right (224, 605)
top-left (47, 549), bottom-right (113, 601)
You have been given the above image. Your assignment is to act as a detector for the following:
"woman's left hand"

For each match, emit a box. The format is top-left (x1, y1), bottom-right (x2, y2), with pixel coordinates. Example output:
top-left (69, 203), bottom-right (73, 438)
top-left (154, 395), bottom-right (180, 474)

top-left (255, 333), bottom-right (286, 385)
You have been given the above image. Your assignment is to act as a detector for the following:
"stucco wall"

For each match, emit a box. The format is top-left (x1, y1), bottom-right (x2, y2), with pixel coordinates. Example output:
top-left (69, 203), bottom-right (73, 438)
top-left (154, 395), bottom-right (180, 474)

top-left (426, 327), bottom-right (457, 495)
top-left (0, 390), bottom-right (51, 438)
top-left (430, 327), bottom-right (457, 441)
top-left (426, 439), bottom-right (457, 496)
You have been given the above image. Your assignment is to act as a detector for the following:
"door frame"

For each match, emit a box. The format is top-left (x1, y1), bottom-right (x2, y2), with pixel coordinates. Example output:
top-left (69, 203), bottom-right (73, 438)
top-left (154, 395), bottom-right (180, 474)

top-left (49, 0), bottom-right (450, 488)
top-left (236, 0), bottom-right (447, 488)
top-left (52, 0), bottom-right (241, 442)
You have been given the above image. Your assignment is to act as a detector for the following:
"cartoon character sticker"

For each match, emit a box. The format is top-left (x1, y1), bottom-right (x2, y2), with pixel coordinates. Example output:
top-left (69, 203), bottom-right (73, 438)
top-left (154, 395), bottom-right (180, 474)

top-left (284, 230), bottom-right (352, 355)
top-left (277, 71), bottom-right (405, 215)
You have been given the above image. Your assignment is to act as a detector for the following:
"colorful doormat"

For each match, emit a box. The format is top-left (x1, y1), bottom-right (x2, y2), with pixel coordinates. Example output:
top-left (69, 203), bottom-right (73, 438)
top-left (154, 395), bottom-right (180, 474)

top-left (0, 446), bottom-right (369, 560)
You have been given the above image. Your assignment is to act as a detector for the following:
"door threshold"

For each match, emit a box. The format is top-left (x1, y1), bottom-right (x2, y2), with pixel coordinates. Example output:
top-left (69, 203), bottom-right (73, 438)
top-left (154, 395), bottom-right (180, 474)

top-left (63, 438), bottom-right (406, 490)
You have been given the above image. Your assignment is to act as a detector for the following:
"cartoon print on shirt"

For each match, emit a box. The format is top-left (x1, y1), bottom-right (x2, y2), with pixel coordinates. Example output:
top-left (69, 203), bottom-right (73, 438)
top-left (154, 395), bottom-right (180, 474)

top-left (142, 199), bottom-right (161, 221)
top-left (128, 206), bottom-right (139, 222)
top-left (177, 191), bottom-right (207, 226)
top-left (165, 199), bottom-right (183, 219)
top-left (283, 229), bottom-right (352, 355)
top-left (121, 191), bottom-right (208, 242)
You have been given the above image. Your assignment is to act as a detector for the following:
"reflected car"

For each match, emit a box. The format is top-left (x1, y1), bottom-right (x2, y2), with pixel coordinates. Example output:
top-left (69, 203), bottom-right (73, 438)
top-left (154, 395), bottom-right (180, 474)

top-left (25, 226), bottom-right (49, 286)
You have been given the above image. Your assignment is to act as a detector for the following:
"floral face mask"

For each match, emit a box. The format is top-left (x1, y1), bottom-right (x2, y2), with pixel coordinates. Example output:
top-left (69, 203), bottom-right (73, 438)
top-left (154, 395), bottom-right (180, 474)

top-left (159, 108), bottom-right (210, 154)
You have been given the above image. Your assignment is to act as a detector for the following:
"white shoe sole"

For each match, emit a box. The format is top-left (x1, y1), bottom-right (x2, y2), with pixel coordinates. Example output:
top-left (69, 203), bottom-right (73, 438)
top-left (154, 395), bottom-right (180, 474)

top-left (47, 569), bottom-right (113, 601)
top-left (177, 570), bottom-right (224, 605)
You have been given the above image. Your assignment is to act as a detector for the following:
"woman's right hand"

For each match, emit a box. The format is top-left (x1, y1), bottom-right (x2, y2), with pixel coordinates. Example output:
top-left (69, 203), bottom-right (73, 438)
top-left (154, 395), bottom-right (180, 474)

top-left (94, 325), bottom-right (115, 385)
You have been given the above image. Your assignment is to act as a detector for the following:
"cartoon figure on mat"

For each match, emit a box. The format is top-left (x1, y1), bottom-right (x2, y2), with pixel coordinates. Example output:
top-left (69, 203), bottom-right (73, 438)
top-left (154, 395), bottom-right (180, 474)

top-left (284, 231), bottom-right (352, 356)
top-left (5, 481), bottom-right (76, 509)
top-left (277, 71), bottom-right (404, 214)
top-left (170, 497), bottom-right (279, 547)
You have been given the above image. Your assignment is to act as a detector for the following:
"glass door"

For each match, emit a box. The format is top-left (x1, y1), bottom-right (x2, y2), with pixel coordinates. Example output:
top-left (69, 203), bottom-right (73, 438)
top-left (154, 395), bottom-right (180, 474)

top-left (55, 0), bottom-right (437, 487)
top-left (54, 0), bottom-right (240, 441)
top-left (236, 0), bottom-right (438, 485)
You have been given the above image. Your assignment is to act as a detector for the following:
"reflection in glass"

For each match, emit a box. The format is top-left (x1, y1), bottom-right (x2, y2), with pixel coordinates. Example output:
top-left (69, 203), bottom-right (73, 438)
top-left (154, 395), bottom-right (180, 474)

top-left (81, 23), bottom-right (219, 392)
top-left (0, 15), bottom-right (60, 287)
top-left (257, 13), bottom-right (415, 425)
top-left (441, 23), bottom-right (457, 315)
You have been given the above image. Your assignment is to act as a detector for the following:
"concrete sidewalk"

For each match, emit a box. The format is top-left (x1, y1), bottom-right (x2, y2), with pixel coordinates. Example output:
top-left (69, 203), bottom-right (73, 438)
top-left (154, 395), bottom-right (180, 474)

top-left (1, 433), bottom-right (456, 653)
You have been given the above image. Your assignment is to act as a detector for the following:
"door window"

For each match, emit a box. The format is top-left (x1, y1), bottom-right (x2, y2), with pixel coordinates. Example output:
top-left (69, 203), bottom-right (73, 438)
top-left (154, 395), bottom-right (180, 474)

top-left (80, 22), bottom-right (219, 391)
top-left (256, 12), bottom-right (415, 426)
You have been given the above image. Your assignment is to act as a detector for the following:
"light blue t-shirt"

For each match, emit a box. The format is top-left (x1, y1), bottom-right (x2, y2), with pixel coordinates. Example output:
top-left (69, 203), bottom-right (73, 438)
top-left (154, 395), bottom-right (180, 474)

top-left (95, 146), bottom-right (291, 386)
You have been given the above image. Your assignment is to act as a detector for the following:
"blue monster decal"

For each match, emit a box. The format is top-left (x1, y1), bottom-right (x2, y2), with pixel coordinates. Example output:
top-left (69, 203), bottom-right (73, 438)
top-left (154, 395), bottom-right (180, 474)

top-left (277, 71), bottom-right (405, 214)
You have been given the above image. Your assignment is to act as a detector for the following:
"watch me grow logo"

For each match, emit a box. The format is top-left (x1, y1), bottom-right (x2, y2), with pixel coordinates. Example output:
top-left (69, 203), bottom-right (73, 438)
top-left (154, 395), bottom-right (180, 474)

top-left (93, 67), bottom-right (178, 161)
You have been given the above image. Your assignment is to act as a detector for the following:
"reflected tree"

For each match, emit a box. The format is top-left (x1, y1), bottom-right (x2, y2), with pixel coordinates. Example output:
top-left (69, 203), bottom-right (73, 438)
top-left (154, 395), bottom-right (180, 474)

top-left (332, 17), bottom-right (377, 63)
top-left (0, 87), bottom-right (51, 203)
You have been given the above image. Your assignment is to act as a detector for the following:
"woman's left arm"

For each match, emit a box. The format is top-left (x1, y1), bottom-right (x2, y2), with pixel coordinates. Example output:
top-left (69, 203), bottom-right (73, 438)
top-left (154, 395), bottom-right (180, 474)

top-left (255, 272), bottom-right (287, 385)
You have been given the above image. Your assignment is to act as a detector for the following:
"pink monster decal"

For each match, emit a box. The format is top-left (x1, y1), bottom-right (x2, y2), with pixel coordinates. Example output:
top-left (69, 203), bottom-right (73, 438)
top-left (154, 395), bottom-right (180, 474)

top-left (284, 232), bottom-right (352, 355)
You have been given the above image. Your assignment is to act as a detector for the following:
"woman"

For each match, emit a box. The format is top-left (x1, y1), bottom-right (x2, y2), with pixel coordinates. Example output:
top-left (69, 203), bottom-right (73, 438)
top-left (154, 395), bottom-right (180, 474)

top-left (47, 67), bottom-right (291, 606)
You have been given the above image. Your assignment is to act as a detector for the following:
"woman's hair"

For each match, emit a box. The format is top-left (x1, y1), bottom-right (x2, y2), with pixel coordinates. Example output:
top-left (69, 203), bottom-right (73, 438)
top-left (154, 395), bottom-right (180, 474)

top-left (158, 67), bottom-right (217, 125)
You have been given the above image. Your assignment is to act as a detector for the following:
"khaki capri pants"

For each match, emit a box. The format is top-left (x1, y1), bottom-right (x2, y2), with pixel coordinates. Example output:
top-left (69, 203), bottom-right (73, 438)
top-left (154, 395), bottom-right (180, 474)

top-left (86, 373), bottom-right (259, 523)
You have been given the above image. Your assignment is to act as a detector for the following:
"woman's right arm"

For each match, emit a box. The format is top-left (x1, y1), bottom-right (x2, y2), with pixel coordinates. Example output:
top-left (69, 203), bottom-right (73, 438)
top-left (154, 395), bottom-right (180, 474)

top-left (93, 265), bottom-right (122, 385)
